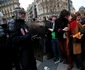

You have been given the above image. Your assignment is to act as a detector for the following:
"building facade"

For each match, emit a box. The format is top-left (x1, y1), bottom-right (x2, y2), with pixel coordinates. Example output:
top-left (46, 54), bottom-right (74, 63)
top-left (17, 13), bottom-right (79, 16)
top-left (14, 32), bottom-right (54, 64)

top-left (36, 0), bottom-right (75, 19)
top-left (26, 1), bottom-right (37, 22)
top-left (79, 6), bottom-right (85, 16)
top-left (0, 0), bottom-right (9, 4)
top-left (0, 0), bottom-right (19, 19)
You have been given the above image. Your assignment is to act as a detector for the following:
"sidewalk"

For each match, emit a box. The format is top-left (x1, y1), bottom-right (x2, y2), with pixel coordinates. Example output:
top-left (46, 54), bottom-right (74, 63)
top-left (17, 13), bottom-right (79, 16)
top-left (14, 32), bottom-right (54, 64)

top-left (57, 63), bottom-right (79, 70)
top-left (12, 57), bottom-right (80, 70)
top-left (37, 58), bottom-right (79, 70)
top-left (37, 56), bottom-right (58, 70)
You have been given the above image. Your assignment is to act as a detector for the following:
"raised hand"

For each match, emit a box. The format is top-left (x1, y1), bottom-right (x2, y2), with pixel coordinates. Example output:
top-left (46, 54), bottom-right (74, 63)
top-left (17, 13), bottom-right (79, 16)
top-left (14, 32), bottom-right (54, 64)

top-left (63, 27), bottom-right (69, 31)
top-left (20, 28), bottom-right (25, 35)
top-left (25, 28), bottom-right (29, 33)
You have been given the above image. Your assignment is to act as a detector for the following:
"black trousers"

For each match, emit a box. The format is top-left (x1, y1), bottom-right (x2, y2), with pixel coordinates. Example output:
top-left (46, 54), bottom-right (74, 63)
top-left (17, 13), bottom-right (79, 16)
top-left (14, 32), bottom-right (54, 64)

top-left (81, 41), bottom-right (85, 60)
top-left (11, 47), bottom-right (21, 70)
top-left (45, 38), bottom-right (53, 57)
top-left (74, 54), bottom-right (83, 68)
top-left (0, 48), bottom-right (11, 70)
top-left (20, 47), bottom-right (37, 70)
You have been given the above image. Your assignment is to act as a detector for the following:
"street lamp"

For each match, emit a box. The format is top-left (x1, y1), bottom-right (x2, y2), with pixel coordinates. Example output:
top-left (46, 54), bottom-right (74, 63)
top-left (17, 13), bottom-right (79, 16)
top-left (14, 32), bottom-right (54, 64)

top-left (68, 0), bottom-right (70, 12)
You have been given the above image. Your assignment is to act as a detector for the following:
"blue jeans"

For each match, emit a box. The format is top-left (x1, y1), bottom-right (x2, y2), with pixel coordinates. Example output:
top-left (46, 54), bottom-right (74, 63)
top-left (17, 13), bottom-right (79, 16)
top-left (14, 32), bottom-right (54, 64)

top-left (51, 39), bottom-right (61, 58)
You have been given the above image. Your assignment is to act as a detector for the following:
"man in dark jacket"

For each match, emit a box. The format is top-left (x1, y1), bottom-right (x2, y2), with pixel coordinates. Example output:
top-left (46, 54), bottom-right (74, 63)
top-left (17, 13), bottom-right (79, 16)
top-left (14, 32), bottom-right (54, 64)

top-left (54, 10), bottom-right (73, 70)
top-left (80, 25), bottom-right (85, 60)
top-left (10, 10), bottom-right (37, 70)
top-left (41, 16), bottom-right (53, 59)
top-left (0, 18), bottom-right (11, 70)
top-left (48, 16), bottom-right (62, 63)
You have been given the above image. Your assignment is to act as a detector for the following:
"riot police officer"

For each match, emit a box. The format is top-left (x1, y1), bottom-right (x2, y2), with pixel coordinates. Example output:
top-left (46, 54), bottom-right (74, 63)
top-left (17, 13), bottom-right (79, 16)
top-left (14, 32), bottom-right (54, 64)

top-left (0, 17), bottom-right (11, 70)
top-left (8, 16), bottom-right (21, 70)
top-left (10, 10), bottom-right (37, 70)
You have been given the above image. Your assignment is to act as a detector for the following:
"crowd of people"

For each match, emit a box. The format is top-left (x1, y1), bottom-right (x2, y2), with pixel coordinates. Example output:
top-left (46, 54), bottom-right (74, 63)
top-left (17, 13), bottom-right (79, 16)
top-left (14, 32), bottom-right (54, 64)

top-left (0, 7), bottom-right (85, 70)
top-left (33, 10), bottom-right (85, 70)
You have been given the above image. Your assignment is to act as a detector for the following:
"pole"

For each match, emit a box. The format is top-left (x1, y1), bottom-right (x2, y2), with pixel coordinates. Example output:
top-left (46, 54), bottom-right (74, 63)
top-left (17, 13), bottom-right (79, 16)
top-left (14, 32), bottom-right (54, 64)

top-left (68, 0), bottom-right (70, 12)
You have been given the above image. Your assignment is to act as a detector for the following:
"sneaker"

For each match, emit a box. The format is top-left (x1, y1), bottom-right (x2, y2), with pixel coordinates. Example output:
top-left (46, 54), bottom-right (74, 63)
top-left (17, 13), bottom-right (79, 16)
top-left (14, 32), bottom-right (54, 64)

top-left (54, 59), bottom-right (60, 64)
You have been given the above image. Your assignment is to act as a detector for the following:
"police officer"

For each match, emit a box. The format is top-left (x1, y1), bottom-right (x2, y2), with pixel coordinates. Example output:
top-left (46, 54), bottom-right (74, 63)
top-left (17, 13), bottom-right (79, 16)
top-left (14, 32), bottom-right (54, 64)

top-left (10, 10), bottom-right (37, 70)
top-left (8, 15), bottom-right (21, 70)
top-left (0, 17), bottom-right (11, 70)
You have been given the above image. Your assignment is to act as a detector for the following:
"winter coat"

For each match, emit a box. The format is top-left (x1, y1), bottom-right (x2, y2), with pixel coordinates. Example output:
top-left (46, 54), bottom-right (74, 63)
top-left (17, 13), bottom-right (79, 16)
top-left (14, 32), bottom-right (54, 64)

top-left (54, 18), bottom-right (68, 40)
top-left (70, 20), bottom-right (83, 54)
top-left (43, 20), bottom-right (52, 39)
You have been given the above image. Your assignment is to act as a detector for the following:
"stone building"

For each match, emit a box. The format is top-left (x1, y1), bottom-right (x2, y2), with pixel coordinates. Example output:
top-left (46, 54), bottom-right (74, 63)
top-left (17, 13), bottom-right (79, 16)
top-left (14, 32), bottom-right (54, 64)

top-left (0, 0), bottom-right (19, 19)
top-left (26, 1), bottom-right (37, 22)
top-left (79, 6), bottom-right (85, 16)
top-left (36, 0), bottom-right (75, 19)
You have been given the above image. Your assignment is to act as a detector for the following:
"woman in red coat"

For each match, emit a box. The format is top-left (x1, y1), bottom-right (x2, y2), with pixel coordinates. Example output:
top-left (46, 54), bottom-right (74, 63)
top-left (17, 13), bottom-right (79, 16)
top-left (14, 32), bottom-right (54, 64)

top-left (69, 13), bottom-right (84, 70)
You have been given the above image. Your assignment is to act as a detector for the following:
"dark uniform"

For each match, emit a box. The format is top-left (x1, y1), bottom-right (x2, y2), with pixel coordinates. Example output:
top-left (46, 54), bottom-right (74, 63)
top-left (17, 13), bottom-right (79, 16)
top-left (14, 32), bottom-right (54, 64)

top-left (10, 18), bottom-right (37, 70)
top-left (8, 19), bottom-right (21, 70)
top-left (44, 20), bottom-right (53, 59)
top-left (0, 23), bottom-right (11, 70)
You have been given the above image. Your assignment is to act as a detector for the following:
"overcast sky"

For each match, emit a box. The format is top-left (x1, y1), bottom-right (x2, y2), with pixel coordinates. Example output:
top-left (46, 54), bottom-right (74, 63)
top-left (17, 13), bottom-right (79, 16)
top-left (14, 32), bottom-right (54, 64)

top-left (19, 0), bottom-right (85, 11)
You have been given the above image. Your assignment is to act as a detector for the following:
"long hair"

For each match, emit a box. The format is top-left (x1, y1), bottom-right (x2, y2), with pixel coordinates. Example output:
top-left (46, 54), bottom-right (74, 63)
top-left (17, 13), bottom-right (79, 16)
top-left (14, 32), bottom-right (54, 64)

top-left (71, 13), bottom-right (76, 21)
top-left (59, 9), bottom-right (70, 20)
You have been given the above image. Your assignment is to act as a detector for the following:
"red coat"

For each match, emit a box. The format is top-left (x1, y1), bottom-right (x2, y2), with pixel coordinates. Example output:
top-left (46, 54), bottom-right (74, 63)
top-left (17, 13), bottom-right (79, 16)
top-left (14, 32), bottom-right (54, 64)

top-left (69, 20), bottom-right (83, 54)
